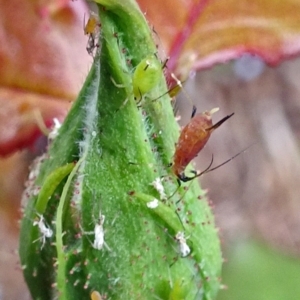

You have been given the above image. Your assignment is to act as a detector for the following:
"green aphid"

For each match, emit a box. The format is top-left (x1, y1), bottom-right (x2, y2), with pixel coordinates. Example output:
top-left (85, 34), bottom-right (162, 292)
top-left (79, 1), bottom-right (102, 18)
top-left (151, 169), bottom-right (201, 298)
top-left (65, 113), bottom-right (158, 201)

top-left (132, 54), bottom-right (162, 101)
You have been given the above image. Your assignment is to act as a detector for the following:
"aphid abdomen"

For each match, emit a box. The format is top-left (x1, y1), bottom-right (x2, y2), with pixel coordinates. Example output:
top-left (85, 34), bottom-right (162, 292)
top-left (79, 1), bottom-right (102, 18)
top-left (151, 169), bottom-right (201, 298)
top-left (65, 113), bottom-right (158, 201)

top-left (84, 15), bottom-right (98, 35)
top-left (132, 54), bottom-right (162, 101)
top-left (172, 112), bottom-right (213, 177)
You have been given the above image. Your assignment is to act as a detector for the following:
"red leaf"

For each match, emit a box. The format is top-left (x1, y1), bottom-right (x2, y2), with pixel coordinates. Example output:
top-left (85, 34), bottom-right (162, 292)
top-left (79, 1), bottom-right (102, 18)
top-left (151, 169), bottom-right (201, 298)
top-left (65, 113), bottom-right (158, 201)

top-left (0, 88), bottom-right (71, 156)
top-left (0, 0), bottom-right (91, 156)
top-left (138, 0), bottom-right (300, 77)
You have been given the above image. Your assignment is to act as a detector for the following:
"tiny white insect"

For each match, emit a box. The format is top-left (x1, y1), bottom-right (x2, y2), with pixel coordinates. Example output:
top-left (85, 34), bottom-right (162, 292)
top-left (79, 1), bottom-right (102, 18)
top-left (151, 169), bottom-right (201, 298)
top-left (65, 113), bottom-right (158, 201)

top-left (48, 118), bottom-right (62, 141)
top-left (146, 198), bottom-right (159, 209)
top-left (33, 214), bottom-right (53, 248)
top-left (175, 231), bottom-right (190, 257)
top-left (151, 177), bottom-right (167, 200)
top-left (93, 214), bottom-right (105, 250)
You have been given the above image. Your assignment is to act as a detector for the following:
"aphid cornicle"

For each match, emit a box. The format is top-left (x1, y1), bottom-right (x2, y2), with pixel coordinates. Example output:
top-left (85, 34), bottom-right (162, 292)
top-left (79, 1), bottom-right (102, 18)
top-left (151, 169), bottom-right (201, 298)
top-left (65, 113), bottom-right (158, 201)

top-left (172, 106), bottom-right (234, 182)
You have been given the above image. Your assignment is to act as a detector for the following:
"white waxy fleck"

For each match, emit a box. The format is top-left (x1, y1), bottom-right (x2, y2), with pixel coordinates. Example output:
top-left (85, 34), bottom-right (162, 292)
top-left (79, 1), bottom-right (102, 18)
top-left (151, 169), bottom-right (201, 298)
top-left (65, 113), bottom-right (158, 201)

top-left (146, 198), bottom-right (159, 209)
top-left (151, 177), bottom-right (167, 200)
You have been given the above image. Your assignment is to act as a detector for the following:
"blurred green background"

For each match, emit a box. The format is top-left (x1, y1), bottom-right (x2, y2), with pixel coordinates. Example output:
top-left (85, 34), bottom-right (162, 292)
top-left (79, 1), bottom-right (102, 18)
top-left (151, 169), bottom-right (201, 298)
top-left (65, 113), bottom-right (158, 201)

top-left (217, 240), bottom-right (300, 300)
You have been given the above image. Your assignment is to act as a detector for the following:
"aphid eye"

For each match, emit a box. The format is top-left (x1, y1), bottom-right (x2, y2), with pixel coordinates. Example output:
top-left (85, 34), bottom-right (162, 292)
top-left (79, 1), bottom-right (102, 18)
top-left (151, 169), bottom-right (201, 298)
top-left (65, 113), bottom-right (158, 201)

top-left (132, 54), bottom-right (163, 101)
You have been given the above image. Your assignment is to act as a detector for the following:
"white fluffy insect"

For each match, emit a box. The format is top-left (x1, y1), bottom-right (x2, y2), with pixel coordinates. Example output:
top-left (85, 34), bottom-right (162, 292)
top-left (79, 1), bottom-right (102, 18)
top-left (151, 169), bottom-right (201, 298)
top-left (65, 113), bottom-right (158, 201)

top-left (151, 177), bottom-right (167, 200)
top-left (82, 209), bottom-right (111, 251)
top-left (175, 231), bottom-right (190, 257)
top-left (93, 214), bottom-right (105, 250)
top-left (33, 214), bottom-right (53, 248)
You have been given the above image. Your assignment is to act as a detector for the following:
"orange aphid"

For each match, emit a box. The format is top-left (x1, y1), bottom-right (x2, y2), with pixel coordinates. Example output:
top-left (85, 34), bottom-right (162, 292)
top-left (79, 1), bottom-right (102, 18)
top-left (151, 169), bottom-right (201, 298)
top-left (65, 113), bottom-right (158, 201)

top-left (84, 13), bottom-right (100, 56)
top-left (84, 14), bottom-right (99, 35)
top-left (90, 290), bottom-right (102, 300)
top-left (172, 107), bottom-right (234, 182)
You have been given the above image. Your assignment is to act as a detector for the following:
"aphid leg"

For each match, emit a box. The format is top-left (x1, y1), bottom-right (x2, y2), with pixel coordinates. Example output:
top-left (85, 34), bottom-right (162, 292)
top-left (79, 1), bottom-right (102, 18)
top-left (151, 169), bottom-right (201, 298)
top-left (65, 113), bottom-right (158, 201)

top-left (86, 34), bottom-right (96, 56)
top-left (135, 87), bottom-right (143, 105)
top-left (164, 174), bottom-right (180, 200)
top-left (175, 181), bottom-right (194, 205)
top-left (178, 155), bottom-right (214, 183)
top-left (110, 77), bottom-right (130, 111)
top-left (161, 57), bottom-right (169, 70)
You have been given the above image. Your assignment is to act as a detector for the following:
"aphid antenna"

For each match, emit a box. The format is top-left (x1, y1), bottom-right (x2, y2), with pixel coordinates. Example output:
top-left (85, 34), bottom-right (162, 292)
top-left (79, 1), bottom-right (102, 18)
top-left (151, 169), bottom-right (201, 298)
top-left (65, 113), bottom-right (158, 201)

top-left (151, 26), bottom-right (170, 64)
top-left (174, 180), bottom-right (194, 205)
top-left (150, 27), bottom-right (192, 109)
top-left (151, 83), bottom-right (182, 102)
top-left (179, 143), bottom-right (255, 182)
top-left (165, 176), bottom-right (184, 202)
top-left (150, 72), bottom-right (192, 119)
top-left (161, 57), bottom-right (169, 70)
top-left (174, 209), bottom-right (185, 231)
top-left (83, 13), bottom-right (86, 32)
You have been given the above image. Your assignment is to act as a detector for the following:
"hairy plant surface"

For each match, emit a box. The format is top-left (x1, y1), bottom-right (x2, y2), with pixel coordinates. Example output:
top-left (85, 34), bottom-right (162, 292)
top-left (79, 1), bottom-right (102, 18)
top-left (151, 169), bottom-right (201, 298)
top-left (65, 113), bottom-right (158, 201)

top-left (19, 0), bottom-right (222, 299)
